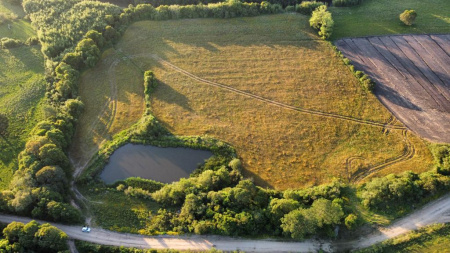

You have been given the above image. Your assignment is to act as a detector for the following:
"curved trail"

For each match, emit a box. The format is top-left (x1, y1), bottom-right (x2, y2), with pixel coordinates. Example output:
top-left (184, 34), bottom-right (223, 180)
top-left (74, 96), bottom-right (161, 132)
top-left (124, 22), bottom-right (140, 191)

top-left (2, 193), bottom-right (450, 252)
top-left (350, 130), bottom-right (415, 183)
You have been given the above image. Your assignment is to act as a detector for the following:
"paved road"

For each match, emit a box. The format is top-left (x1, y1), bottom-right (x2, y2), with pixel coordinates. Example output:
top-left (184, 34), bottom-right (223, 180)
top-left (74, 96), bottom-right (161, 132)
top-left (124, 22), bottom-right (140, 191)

top-left (1, 193), bottom-right (449, 252)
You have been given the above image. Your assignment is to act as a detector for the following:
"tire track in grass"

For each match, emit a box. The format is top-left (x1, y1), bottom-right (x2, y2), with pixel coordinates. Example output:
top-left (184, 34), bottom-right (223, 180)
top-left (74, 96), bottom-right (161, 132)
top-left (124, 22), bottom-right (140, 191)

top-left (121, 53), bottom-right (413, 182)
top-left (150, 54), bottom-right (406, 130)
top-left (71, 57), bottom-right (119, 177)
top-left (351, 129), bottom-right (415, 183)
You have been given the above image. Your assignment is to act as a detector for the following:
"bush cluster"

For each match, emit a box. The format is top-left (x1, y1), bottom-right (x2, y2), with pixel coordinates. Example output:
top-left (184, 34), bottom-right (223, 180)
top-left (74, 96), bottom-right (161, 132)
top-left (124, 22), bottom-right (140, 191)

top-left (0, 12), bottom-right (18, 25)
top-left (139, 167), bottom-right (351, 237)
top-left (332, 0), bottom-right (360, 7)
top-left (295, 1), bottom-right (323, 15)
top-left (309, 5), bottom-right (334, 39)
top-left (23, 0), bottom-right (122, 59)
top-left (0, 220), bottom-right (68, 253)
top-left (360, 171), bottom-right (450, 212)
top-left (431, 144), bottom-right (450, 175)
top-left (0, 37), bottom-right (22, 49)
top-left (400, 9), bottom-right (417, 26)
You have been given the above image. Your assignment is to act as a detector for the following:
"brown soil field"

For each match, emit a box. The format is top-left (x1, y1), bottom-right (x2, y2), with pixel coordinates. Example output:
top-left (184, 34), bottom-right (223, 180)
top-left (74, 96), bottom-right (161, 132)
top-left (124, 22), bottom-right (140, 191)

top-left (336, 35), bottom-right (450, 143)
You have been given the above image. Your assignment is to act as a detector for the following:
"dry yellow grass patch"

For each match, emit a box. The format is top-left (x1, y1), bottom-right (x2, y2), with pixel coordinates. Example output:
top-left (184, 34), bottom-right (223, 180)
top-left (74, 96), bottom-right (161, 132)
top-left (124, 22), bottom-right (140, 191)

top-left (71, 14), bottom-right (433, 189)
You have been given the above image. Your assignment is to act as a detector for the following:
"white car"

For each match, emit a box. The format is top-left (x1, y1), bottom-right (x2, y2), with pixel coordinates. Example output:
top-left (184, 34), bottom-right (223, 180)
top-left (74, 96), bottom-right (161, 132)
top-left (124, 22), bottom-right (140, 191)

top-left (82, 226), bottom-right (91, 233)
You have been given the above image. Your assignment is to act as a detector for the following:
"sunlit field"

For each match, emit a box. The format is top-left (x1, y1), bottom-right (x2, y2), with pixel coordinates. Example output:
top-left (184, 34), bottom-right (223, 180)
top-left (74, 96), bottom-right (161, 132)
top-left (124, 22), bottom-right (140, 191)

top-left (73, 14), bottom-right (433, 189)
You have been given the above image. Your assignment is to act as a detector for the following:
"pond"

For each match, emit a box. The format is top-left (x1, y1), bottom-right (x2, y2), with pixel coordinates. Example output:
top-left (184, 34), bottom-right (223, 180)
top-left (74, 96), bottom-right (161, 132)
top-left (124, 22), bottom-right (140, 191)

top-left (99, 144), bottom-right (213, 184)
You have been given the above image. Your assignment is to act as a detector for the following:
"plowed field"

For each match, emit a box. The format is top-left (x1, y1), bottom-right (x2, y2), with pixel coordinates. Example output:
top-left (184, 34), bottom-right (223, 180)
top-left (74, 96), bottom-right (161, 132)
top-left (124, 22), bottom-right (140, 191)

top-left (336, 35), bottom-right (450, 143)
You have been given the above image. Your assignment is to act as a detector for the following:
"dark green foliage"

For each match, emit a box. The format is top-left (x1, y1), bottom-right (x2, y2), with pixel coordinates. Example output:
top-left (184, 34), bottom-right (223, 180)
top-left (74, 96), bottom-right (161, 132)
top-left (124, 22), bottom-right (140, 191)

top-left (333, 0), bottom-right (360, 7)
top-left (1, 221), bottom-right (68, 253)
top-left (360, 171), bottom-right (450, 212)
top-left (283, 180), bottom-right (345, 205)
top-left (114, 177), bottom-right (166, 193)
top-left (0, 113), bottom-right (8, 137)
top-left (281, 198), bottom-right (344, 239)
top-left (295, 1), bottom-right (323, 15)
top-left (430, 144), bottom-right (450, 175)
top-left (25, 37), bottom-right (40, 46)
top-left (23, 0), bottom-right (121, 59)
top-left (400, 9), bottom-right (417, 26)
top-left (344, 213), bottom-right (358, 229)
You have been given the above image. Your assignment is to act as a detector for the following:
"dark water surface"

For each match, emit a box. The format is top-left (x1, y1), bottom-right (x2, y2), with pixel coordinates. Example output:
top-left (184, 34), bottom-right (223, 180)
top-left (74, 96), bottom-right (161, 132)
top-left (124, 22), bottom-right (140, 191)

top-left (100, 144), bottom-right (213, 184)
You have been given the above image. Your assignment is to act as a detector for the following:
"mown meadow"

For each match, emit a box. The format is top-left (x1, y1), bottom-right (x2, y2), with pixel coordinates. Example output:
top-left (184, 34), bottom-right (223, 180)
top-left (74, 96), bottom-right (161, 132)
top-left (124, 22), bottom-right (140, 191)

top-left (74, 14), bottom-right (433, 189)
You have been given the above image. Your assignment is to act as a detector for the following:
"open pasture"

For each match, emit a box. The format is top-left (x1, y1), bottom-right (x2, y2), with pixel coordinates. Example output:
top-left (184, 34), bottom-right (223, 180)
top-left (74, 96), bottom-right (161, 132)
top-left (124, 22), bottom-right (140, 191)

top-left (336, 35), bottom-right (450, 144)
top-left (0, 0), bottom-right (36, 41)
top-left (330, 0), bottom-right (450, 40)
top-left (73, 14), bottom-right (433, 189)
top-left (0, 45), bottom-right (45, 189)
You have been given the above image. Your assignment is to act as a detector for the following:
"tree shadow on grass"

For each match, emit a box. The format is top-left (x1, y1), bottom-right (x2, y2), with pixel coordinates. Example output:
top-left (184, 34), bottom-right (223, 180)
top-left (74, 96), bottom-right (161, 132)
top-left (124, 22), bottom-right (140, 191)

top-left (155, 80), bottom-right (193, 112)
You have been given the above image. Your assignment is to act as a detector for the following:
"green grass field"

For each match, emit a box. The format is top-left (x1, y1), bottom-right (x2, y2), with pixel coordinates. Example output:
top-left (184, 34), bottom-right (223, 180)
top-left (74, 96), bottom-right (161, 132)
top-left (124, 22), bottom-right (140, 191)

top-left (330, 0), bottom-right (450, 40)
top-left (357, 223), bottom-right (450, 253)
top-left (79, 184), bottom-right (161, 233)
top-left (0, 45), bottom-right (45, 190)
top-left (73, 14), bottom-right (433, 190)
top-left (0, 0), bottom-right (36, 41)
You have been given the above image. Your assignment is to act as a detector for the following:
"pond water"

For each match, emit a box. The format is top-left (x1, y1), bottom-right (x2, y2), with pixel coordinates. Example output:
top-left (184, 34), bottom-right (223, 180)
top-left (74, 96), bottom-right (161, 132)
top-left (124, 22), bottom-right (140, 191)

top-left (99, 144), bottom-right (213, 184)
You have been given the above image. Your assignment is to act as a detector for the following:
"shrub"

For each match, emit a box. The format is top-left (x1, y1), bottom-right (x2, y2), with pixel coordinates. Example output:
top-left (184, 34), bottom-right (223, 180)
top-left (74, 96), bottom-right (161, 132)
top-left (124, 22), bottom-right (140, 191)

top-left (0, 12), bottom-right (18, 25)
top-left (25, 37), bottom-right (40, 46)
top-left (285, 5), bottom-right (295, 12)
top-left (1, 37), bottom-right (22, 49)
top-left (431, 145), bottom-right (450, 175)
top-left (333, 0), bottom-right (361, 7)
top-left (400, 10), bottom-right (417, 26)
top-left (344, 213), bottom-right (358, 229)
top-left (309, 5), bottom-right (334, 39)
top-left (296, 1), bottom-right (323, 15)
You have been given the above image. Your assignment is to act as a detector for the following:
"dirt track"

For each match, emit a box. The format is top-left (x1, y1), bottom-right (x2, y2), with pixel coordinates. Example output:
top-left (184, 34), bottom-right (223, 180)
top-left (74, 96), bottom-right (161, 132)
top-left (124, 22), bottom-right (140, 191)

top-left (2, 193), bottom-right (450, 252)
top-left (336, 35), bottom-right (450, 143)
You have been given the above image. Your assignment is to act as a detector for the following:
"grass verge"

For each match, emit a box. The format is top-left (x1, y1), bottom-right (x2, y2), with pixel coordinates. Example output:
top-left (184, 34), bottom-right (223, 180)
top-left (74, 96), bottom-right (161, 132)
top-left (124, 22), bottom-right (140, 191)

top-left (357, 223), bottom-right (450, 253)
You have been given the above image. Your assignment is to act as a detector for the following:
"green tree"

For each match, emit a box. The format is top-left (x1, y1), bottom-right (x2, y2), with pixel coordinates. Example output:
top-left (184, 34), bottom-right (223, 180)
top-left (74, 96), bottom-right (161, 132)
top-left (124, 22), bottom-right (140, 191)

top-left (35, 223), bottom-right (68, 252)
top-left (280, 208), bottom-right (316, 239)
top-left (400, 10), bottom-right (417, 26)
top-left (309, 5), bottom-right (334, 39)
top-left (310, 198), bottom-right (344, 228)
top-left (2, 222), bottom-right (25, 243)
top-left (19, 220), bottom-right (39, 249)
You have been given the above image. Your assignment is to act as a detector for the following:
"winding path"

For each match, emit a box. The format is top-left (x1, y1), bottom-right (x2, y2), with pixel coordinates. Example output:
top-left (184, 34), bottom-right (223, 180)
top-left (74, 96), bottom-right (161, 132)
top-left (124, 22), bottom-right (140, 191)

top-left (2, 193), bottom-right (450, 252)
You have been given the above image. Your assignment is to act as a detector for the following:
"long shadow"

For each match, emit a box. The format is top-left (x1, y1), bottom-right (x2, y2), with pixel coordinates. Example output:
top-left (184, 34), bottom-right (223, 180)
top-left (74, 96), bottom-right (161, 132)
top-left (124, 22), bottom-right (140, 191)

top-left (155, 80), bottom-right (193, 112)
top-left (117, 14), bottom-right (320, 60)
